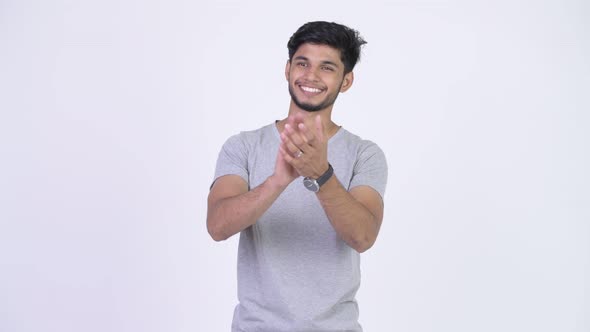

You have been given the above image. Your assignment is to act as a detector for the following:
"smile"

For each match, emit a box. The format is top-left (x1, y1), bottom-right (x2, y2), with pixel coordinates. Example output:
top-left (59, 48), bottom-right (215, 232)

top-left (299, 85), bottom-right (324, 94)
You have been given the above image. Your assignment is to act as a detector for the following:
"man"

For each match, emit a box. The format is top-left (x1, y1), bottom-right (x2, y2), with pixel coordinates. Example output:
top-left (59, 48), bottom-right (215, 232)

top-left (207, 21), bottom-right (388, 332)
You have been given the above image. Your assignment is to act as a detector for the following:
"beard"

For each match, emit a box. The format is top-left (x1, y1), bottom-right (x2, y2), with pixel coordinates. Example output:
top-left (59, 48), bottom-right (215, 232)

top-left (288, 81), bottom-right (342, 112)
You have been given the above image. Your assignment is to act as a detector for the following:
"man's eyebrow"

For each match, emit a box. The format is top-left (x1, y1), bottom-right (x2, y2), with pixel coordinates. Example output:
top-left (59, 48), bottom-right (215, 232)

top-left (293, 56), bottom-right (340, 68)
top-left (320, 60), bottom-right (339, 68)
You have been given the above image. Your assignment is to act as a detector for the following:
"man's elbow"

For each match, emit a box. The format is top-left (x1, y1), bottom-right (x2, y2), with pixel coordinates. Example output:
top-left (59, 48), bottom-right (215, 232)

top-left (352, 216), bottom-right (381, 253)
top-left (209, 231), bottom-right (228, 242)
top-left (350, 235), bottom-right (376, 253)
top-left (207, 219), bottom-right (229, 242)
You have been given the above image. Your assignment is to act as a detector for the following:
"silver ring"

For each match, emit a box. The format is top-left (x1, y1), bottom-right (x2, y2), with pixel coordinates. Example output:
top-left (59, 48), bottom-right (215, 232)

top-left (295, 150), bottom-right (303, 158)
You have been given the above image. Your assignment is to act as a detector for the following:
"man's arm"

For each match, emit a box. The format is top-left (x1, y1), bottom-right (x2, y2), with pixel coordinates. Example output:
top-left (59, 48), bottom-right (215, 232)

top-left (206, 175), bottom-right (285, 241)
top-left (280, 114), bottom-right (385, 252)
top-left (207, 145), bottom-right (299, 241)
top-left (316, 180), bottom-right (384, 253)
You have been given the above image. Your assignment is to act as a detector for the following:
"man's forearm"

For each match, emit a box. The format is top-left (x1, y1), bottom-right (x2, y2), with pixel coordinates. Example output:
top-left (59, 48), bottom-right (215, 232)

top-left (316, 176), bottom-right (380, 253)
top-left (207, 175), bottom-right (287, 241)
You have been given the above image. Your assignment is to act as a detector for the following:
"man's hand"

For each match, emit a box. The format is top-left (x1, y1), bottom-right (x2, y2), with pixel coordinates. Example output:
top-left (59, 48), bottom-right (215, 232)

top-left (280, 114), bottom-right (330, 179)
top-left (274, 142), bottom-right (300, 187)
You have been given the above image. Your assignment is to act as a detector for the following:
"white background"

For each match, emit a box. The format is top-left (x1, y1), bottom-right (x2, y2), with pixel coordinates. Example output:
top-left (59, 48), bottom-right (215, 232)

top-left (1, 0), bottom-right (589, 331)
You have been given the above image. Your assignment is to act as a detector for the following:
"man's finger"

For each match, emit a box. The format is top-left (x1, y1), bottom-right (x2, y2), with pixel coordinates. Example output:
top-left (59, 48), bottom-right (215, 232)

top-left (285, 123), bottom-right (307, 151)
top-left (281, 132), bottom-right (305, 157)
top-left (298, 122), bottom-right (315, 144)
top-left (315, 115), bottom-right (325, 142)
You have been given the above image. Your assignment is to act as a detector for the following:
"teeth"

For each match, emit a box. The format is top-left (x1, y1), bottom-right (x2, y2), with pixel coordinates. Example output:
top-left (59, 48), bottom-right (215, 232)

top-left (301, 86), bottom-right (322, 93)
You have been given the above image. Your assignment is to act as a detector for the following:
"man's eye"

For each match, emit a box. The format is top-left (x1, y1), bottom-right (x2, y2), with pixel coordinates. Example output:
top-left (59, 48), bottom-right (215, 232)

top-left (321, 66), bottom-right (334, 71)
top-left (297, 62), bottom-right (307, 67)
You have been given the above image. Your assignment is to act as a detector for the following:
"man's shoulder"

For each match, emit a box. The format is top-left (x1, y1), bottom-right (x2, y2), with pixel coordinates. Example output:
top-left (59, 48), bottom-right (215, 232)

top-left (221, 122), bottom-right (277, 155)
top-left (337, 128), bottom-right (384, 153)
top-left (225, 122), bottom-right (275, 142)
top-left (233, 122), bottom-right (275, 139)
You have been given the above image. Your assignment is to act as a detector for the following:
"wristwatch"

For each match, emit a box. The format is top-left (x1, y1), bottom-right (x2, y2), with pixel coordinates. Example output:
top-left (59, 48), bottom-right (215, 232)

top-left (303, 164), bottom-right (334, 192)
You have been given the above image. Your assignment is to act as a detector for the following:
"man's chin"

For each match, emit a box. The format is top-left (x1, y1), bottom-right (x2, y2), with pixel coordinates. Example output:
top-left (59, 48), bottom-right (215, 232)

top-left (289, 88), bottom-right (333, 112)
top-left (293, 99), bottom-right (325, 112)
top-left (300, 105), bottom-right (323, 112)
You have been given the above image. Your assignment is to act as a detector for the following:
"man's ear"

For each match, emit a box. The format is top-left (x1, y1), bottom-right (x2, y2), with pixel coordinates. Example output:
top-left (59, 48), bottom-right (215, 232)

top-left (285, 60), bottom-right (291, 81)
top-left (340, 71), bottom-right (354, 92)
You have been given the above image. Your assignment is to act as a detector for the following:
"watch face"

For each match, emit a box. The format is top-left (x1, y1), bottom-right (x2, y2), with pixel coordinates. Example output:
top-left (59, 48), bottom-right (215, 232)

top-left (303, 178), bottom-right (320, 192)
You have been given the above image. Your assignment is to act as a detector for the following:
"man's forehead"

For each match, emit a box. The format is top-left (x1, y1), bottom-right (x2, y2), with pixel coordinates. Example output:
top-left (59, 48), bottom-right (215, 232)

top-left (293, 43), bottom-right (343, 64)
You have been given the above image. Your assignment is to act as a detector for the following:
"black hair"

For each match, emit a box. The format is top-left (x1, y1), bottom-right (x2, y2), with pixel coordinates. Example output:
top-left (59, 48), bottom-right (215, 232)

top-left (287, 21), bottom-right (367, 74)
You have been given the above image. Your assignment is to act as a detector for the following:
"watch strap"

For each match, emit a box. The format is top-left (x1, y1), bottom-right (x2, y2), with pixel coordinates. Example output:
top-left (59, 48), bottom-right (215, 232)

top-left (315, 163), bottom-right (334, 187)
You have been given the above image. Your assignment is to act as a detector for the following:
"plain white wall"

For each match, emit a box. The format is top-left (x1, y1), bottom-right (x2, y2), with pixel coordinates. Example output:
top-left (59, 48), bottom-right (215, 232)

top-left (1, 0), bottom-right (588, 331)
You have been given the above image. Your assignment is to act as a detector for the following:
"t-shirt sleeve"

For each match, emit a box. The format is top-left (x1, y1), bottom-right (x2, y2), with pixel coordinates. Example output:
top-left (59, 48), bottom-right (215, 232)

top-left (349, 142), bottom-right (388, 198)
top-left (212, 133), bottom-right (249, 188)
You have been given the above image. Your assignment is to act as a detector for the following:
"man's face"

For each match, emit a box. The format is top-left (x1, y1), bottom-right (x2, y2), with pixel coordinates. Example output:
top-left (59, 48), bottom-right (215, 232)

top-left (286, 43), bottom-right (353, 112)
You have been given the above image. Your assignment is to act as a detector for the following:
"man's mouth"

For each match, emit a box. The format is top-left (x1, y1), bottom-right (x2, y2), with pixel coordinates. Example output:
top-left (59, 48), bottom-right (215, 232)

top-left (299, 85), bottom-right (324, 94)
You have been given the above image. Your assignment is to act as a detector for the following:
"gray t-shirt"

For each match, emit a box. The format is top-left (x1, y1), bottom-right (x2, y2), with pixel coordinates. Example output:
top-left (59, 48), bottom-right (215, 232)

top-left (213, 122), bottom-right (387, 332)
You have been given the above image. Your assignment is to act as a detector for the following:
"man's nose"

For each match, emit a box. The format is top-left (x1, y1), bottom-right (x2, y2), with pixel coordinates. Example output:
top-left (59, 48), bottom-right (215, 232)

top-left (303, 67), bottom-right (320, 81)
